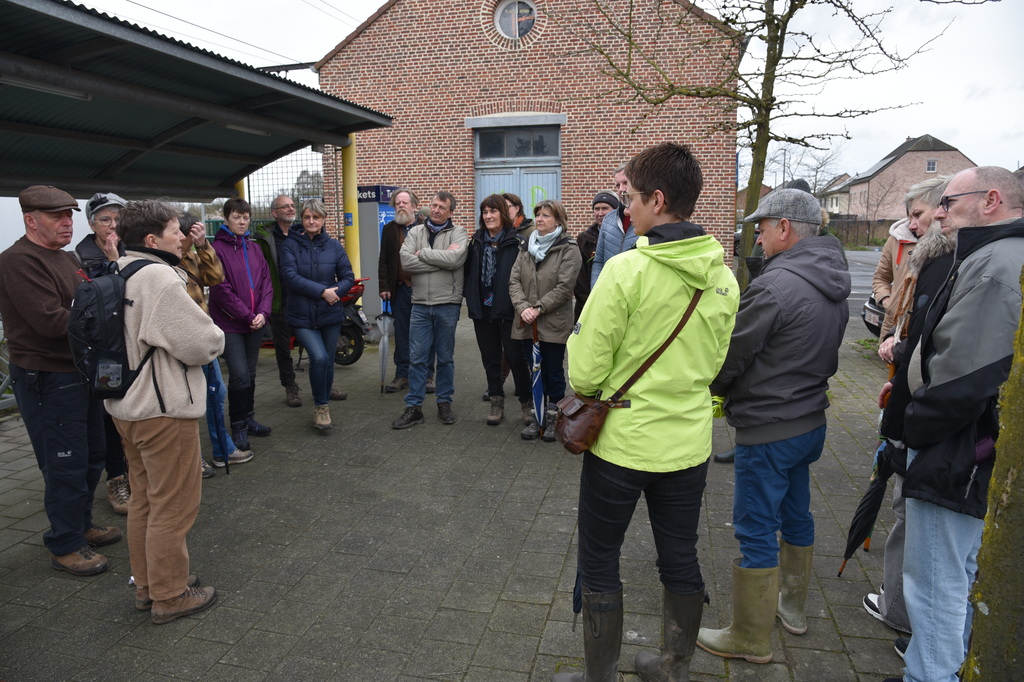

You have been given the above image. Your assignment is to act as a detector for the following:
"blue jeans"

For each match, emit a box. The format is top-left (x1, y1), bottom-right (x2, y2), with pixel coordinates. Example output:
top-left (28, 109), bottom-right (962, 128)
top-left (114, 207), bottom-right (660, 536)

top-left (902, 449), bottom-right (983, 682)
top-left (577, 452), bottom-right (708, 594)
top-left (733, 425), bottom-right (826, 568)
top-left (406, 303), bottom-right (459, 406)
top-left (11, 364), bottom-right (105, 555)
top-left (294, 324), bottom-right (342, 406)
top-left (202, 361), bottom-right (235, 460)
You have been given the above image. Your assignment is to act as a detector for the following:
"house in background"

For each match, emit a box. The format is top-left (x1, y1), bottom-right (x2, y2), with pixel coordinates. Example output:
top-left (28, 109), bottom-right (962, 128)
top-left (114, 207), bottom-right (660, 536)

top-left (736, 183), bottom-right (772, 223)
top-left (314, 0), bottom-right (739, 257)
top-left (822, 135), bottom-right (974, 220)
top-left (819, 173), bottom-right (851, 216)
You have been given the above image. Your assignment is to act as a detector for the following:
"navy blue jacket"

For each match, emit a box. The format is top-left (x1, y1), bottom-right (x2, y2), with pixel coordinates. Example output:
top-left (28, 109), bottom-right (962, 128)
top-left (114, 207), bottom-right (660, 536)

top-left (464, 227), bottom-right (522, 320)
top-left (280, 230), bottom-right (355, 330)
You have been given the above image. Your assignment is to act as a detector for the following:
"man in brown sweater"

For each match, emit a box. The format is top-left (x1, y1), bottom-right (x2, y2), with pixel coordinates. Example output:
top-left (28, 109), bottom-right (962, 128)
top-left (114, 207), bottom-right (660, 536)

top-left (0, 185), bottom-right (121, 576)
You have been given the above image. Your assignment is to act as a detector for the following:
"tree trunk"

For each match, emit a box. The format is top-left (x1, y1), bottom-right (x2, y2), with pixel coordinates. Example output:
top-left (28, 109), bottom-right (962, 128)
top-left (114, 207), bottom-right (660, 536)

top-left (962, 268), bottom-right (1024, 680)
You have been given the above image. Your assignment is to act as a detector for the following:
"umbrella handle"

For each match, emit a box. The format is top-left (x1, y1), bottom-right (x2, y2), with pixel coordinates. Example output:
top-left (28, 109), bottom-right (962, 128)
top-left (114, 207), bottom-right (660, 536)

top-left (383, 299), bottom-right (392, 316)
top-left (532, 322), bottom-right (539, 343)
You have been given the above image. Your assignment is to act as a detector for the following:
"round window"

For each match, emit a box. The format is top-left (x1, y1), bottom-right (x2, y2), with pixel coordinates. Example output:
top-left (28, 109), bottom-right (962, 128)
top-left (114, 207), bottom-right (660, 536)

top-left (494, 0), bottom-right (537, 40)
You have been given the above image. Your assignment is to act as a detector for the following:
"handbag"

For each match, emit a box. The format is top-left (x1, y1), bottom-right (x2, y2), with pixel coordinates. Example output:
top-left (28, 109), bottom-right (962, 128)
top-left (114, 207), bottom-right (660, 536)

top-left (554, 288), bottom-right (704, 454)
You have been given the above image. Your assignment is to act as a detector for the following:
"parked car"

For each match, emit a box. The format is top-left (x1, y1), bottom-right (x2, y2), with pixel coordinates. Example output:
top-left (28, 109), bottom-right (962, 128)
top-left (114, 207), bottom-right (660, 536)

top-left (861, 295), bottom-right (884, 337)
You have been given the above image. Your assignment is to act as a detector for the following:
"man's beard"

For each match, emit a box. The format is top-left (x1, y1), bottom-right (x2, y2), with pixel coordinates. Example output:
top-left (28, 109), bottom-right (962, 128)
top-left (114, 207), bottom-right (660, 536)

top-left (395, 208), bottom-right (415, 225)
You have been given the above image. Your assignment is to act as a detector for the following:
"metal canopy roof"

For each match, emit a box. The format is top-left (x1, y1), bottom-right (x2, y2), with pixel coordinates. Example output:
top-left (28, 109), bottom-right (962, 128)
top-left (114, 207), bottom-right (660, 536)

top-left (0, 0), bottom-right (392, 200)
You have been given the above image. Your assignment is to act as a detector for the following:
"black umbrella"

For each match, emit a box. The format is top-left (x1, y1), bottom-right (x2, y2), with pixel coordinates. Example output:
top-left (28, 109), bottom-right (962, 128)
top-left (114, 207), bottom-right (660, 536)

top-left (837, 442), bottom-right (897, 577)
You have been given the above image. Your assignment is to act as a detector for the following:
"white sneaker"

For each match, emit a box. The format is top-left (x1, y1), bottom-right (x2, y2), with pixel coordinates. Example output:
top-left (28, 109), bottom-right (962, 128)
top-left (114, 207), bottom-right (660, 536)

top-left (863, 593), bottom-right (885, 622)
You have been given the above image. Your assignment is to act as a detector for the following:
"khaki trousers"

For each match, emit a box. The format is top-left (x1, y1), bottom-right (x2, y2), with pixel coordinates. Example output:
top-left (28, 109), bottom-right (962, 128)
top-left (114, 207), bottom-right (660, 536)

top-left (114, 416), bottom-right (202, 602)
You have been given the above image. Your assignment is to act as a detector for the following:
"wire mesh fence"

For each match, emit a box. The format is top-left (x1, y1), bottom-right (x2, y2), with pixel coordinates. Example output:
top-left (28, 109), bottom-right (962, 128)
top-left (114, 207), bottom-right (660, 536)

top-left (244, 147), bottom-right (325, 224)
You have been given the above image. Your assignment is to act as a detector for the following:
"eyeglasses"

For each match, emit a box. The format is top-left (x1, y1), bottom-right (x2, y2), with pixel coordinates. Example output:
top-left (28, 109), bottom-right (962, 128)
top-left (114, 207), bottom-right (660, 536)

top-left (272, 203), bottom-right (295, 210)
top-left (938, 191), bottom-right (987, 211)
top-left (93, 216), bottom-right (117, 226)
top-left (621, 191), bottom-right (648, 208)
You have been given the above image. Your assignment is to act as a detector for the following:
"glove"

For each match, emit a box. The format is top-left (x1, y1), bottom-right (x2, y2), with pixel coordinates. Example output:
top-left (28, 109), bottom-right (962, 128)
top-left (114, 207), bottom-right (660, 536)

top-left (711, 395), bottom-right (725, 419)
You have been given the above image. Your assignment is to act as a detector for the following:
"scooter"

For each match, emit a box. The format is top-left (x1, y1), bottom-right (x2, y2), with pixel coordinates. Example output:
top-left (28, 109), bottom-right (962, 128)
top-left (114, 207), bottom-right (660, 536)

top-left (335, 277), bottom-right (372, 366)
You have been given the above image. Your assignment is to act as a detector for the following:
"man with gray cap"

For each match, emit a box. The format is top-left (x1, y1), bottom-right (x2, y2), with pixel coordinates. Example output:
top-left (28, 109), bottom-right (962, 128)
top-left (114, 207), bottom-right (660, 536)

top-left (574, 190), bottom-right (619, 319)
top-left (698, 188), bottom-right (850, 663)
top-left (0, 186), bottom-right (121, 576)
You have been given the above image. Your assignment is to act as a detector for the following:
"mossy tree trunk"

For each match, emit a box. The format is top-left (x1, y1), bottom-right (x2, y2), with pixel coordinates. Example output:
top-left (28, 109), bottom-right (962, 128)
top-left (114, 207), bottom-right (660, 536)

top-left (962, 269), bottom-right (1024, 679)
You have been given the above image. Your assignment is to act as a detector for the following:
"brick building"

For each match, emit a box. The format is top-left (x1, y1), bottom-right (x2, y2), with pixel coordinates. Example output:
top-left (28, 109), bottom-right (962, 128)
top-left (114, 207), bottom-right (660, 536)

top-left (822, 135), bottom-right (975, 221)
top-left (314, 0), bottom-right (738, 258)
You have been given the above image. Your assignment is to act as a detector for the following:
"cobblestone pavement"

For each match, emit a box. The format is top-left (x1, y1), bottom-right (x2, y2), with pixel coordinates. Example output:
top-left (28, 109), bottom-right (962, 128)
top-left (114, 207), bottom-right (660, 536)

top-left (0, 306), bottom-right (905, 681)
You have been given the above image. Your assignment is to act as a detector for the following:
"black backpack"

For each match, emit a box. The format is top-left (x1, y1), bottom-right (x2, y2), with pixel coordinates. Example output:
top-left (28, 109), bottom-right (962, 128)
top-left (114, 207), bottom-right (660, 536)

top-left (68, 260), bottom-right (157, 399)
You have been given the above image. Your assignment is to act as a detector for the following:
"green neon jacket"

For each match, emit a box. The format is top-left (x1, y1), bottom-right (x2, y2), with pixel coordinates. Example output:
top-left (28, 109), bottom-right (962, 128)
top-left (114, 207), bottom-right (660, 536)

top-left (567, 224), bottom-right (739, 472)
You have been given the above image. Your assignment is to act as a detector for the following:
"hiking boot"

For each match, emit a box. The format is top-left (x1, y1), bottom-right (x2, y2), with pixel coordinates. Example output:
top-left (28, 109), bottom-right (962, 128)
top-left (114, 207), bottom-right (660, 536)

top-left (246, 416), bottom-right (272, 437)
top-left (521, 410), bottom-right (540, 440)
top-left (50, 545), bottom-right (108, 576)
top-left (385, 376), bottom-right (408, 394)
top-left (106, 475), bottom-right (130, 515)
top-left (438, 402), bottom-right (456, 425)
top-left (425, 378), bottom-right (436, 394)
top-left (541, 405), bottom-right (559, 442)
top-left (521, 401), bottom-right (533, 425)
top-left (213, 449), bottom-right (254, 467)
top-left (201, 460), bottom-right (215, 479)
top-left (230, 421), bottom-right (250, 451)
top-left (151, 585), bottom-right (218, 624)
top-left (329, 388), bottom-right (348, 401)
top-left (314, 404), bottom-right (332, 430)
top-left (135, 575), bottom-right (200, 611)
top-left (84, 524), bottom-right (123, 547)
top-left (487, 395), bottom-right (504, 426)
top-left (392, 406), bottom-right (424, 429)
top-left (285, 382), bottom-right (302, 407)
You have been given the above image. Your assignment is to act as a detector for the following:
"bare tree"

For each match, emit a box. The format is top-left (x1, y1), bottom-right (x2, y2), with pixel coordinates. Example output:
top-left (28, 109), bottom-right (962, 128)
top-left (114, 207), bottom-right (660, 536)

top-left (548, 0), bottom-right (989, 285)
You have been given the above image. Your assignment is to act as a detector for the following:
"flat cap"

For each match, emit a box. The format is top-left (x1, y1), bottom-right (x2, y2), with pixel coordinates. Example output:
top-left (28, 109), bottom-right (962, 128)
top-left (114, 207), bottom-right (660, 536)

top-left (85, 192), bottom-right (127, 220)
top-left (592, 191), bottom-right (620, 209)
top-left (744, 188), bottom-right (821, 225)
top-left (19, 185), bottom-right (80, 213)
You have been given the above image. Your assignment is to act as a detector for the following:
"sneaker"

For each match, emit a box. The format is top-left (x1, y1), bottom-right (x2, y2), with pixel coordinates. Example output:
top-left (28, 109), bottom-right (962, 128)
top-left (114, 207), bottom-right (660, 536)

top-left (231, 422), bottom-right (250, 451)
top-left (437, 402), bottom-right (456, 425)
top-left (894, 637), bottom-right (909, 661)
top-left (135, 574), bottom-right (200, 611)
top-left (84, 524), bottom-right (123, 547)
top-left (329, 388), bottom-right (348, 401)
top-left (285, 382), bottom-right (302, 408)
top-left (863, 593), bottom-right (885, 623)
top-left (392, 406), bottom-right (424, 429)
top-left (50, 545), bottom-right (108, 576)
top-left (314, 404), bottom-right (332, 430)
top-left (213, 449), bottom-right (254, 467)
top-left (540, 406), bottom-right (559, 442)
top-left (151, 585), bottom-right (218, 624)
top-left (425, 378), bottom-right (436, 394)
top-left (106, 475), bottom-right (130, 515)
top-left (385, 376), bottom-right (408, 394)
top-left (481, 389), bottom-right (490, 402)
top-left (246, 416), bottom-right (272, 437)
top-left (201, 460), bottom-right (215, 479)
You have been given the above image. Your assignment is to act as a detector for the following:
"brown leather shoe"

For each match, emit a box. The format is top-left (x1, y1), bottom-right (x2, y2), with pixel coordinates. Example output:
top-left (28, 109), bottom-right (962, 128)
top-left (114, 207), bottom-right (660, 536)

top-left (135, 575), bottom-right (200, 611)
top-left (329, 388), bottom-right (348, 401)
top-left (84, 524), bottom-right (123, 547)
top-left (106, 475), bottom-right (130, 515)
top-left (285, 382), bottom-right (302, 408)
top-left (151, 585), bottom-right (218, 624)
top-left (384, 376), bottom-right (408, 394)
top-left (50, 545), bottom-right (108, 575)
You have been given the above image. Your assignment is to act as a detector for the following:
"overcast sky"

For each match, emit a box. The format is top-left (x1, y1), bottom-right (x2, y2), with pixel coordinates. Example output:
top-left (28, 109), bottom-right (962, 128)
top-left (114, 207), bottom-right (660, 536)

top-left (3, 0), bottom-right (1021, 249)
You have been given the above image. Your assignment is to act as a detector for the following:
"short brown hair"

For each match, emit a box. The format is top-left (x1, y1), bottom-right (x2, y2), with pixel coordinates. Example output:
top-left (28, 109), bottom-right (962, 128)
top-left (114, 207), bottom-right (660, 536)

top-left (626, 142), bottom-right (703, 219)
top-left (533, 199), bottom-right (569, 228)
top-left (118, 200), bottom-right (179, 247)
top-left (222, 197), bottom-right (251, 218)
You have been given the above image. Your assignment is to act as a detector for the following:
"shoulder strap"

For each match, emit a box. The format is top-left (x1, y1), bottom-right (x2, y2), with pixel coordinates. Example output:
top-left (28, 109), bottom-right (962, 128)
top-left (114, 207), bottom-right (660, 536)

top-left (608, 288), bottom-right (704, 402)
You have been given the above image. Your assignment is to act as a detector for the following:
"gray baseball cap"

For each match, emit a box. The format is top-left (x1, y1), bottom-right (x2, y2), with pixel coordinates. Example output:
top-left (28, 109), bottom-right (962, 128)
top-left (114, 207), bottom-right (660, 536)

top-left (85, 192), bottom-right (127, 221)
top-left (744, 188), bottom-right (821, 225)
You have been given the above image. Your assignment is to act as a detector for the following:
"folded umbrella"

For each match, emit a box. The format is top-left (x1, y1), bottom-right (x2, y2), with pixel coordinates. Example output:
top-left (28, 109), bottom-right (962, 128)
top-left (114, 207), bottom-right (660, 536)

top-left (530, 323), bottom-right (546, 436)
top-left (838, 441), bottom-right (897, 577)
top-left (376, 300), bottom-right (394, 393)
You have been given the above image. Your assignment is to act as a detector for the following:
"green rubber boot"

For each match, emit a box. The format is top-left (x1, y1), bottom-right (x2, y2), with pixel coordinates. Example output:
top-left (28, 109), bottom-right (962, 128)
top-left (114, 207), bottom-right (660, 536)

top-left (696, 558), bottom-right (779, 664)
top-left (552, 587), bottom-right (622, 682)
top-left (634, 587), bottom-right (705, 681)
top-left (776, 540), bottom-right (814, 635)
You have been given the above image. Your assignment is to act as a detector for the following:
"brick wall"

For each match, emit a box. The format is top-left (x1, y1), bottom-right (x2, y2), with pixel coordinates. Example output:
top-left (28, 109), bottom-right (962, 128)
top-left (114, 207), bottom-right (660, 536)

top-left (847, 150), bottom-right (975, 220)
top-left (317, 0), bottom-right (739, 261)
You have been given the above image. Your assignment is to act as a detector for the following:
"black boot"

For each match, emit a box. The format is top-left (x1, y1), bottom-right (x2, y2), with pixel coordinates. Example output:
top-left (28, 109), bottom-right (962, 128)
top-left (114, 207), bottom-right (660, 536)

top-left (553, 587), bottom-right (623, 682)
top-left (230, 421), bottom-right (250, 452)
top-left (227, 388), bottom-right (250, 450)
top-left (635, 588), bottom-right (705, 681)
top-left (713, 447), bottom-right (735, 464)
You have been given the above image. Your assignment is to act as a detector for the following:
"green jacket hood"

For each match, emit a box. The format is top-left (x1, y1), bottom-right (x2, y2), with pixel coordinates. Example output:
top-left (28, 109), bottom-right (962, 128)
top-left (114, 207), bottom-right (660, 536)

top-left (636, 232), bottom-right (727, 291)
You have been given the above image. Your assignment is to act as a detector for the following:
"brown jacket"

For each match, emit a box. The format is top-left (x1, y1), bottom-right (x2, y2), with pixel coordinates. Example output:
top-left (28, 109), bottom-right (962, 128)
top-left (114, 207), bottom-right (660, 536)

top-left (509, 235), bottom-right (582, 343)
top-left (179, 241), bottom-right (224, 315)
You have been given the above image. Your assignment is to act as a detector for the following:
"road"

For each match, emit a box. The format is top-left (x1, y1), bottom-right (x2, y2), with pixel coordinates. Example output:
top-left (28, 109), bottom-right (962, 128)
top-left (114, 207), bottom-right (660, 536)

top-left (845, 247), bottom-right (883, 324)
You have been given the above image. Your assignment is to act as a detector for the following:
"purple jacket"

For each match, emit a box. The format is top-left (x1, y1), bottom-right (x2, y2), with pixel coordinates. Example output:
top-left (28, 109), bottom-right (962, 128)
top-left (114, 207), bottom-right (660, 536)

top-left (209, 227), bottom-right (273, 334)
